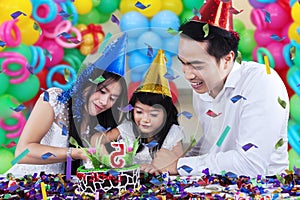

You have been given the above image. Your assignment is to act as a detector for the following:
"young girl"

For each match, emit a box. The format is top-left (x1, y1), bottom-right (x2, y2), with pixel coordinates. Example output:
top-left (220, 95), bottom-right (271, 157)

top-left (8, 34), bottom-right (128, 176)
top-left (91, 49), bottom-right (184, 172)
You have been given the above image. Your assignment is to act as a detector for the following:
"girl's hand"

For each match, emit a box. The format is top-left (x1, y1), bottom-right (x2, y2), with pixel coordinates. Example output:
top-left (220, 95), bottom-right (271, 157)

top-left (140, 163), bottom-right (160, 175)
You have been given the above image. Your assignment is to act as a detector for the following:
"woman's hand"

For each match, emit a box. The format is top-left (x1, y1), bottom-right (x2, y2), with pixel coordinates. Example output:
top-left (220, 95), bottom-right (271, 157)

top-left (140, 163), bottom-right (160, 175)
top-left (152, 148), bottom-right (179, 175)
top-left (71, 148), bottom-right (88, 162)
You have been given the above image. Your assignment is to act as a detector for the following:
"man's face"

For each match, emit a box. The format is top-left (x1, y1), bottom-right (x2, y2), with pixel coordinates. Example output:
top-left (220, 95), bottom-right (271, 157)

top-left (178, 37), bottom-right (228, 97)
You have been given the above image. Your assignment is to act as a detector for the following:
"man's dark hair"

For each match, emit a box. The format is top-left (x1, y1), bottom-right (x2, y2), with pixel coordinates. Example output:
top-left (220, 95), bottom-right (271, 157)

top-left (179, 21), bottom-right (240, 63)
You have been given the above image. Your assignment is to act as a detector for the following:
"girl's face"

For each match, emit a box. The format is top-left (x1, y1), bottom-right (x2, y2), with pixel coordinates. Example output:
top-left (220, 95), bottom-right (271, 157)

top-left (133, 101), bottom-right (165, 135)
top-left (87, 80), bottom-right (122, 116)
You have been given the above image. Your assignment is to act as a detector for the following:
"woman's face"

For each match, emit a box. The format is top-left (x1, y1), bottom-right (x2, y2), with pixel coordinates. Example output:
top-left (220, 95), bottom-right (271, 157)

top-left (87, 80), bottom-right (122, 116)
top-left (133, 101), bottom-right (165, 136)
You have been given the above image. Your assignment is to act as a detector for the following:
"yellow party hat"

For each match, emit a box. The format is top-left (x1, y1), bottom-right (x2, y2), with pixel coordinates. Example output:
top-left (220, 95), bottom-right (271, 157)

top-left (135, 49), bottom-right (172, 97)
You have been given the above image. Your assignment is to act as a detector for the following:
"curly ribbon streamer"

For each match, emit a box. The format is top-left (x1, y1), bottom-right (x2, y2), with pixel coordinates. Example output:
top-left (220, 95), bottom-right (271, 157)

top-left (29, 46), bottom-right (46, 74)
top-left (46, 64), bottom-right (77, 90)
top-left (0, 19), bottom-right (21, 47)
top-left (0, 112), bottom-right (26, 139)
top-left (59, 1), bottom-right (78, 25)
top-left (31, 0), bottom-right (57, 24)
top-left (256, 47), bottom-right (275, 68)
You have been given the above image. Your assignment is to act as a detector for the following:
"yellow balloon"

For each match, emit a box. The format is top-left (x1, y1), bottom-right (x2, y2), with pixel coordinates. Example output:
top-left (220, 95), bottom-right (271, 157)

top-left (291, 2), bottom-right (300, 24)
top-left (17, 17), bottom-right (40, 45)
top-left (119, 0), bottom-right (138, 14)
top-left (161, 0), bottom-right (183, 15)
top-left (288, 22), bottom-right (300, 44)
top-left (73, 0), bottom-right (93, 15)
top-left (138, 0), bottom-right (161, 18)
top-left (0, 0), bottom-right (32, 24)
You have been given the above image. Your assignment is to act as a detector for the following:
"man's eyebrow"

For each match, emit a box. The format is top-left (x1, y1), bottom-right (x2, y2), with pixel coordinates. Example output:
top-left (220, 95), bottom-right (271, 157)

top-left (177, 56), bottom-right (204, 65)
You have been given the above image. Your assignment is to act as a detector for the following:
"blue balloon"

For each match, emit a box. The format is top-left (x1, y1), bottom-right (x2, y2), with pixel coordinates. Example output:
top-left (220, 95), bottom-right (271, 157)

top-left (127, 38), bottom-right (137, 55)
top-left (136, 31), bottom-right (162, 57)
top-left (164, 51), bottom-right (173, 68)
top-left (130, 71), bottom-right (144, 82)
top-left (150, 11), bottom-right (180, 38)
top-left (128, 52), bottom-right (151, 73)
top-left (163, 35), bottom-right (180, 56)
top-left (120, 11), bottom-right (150, 38)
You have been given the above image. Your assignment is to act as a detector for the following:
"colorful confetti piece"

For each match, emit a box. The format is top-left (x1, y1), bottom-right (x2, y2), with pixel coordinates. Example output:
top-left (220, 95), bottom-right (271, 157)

top-left (270, 34), bottom-right (286, 42)
top-left (58, 10), bottom-right (72, 19)
top-left (167, 28), bottom-right (182, 36)
top-left (149, 176), bottom-right (163, 185)
top-left (164, 72), bottom-right (180, 81)
top-left (0, 40), bottom-right (6, 47)
top-left (118, 104), bottom-right (134, 112)
top-left (111, 14), bottom-right (120, 26)
top-left (206, 110), bottom-right (221, 118)
top-left (41, 88), bottom-right (49, 102)
top-left (177, 165), bottom-right (193, 173)
top-left (264, 55), bottom-right (271, 74)
top-left (10, 104), bottom-right (26, 112)
top-left (144, 43), bottom-right (153, 57)
top-left (275, 138), bottom-right (284, 150)
top-left (41, 152), bottom-right (57, 160)
top-left (230, 95), bottom-right (247, 103)
top-left (216, 126), bottom-right (230, 147)
top-left (177, 111), bottom-right (193, 119)
top-left (202, 168), bottom-right (210, 176)
top-left (262, 9), bottom-right (271, 23)
top-left (203, 23), bottom-right (209, 38)
top-left (135, 1), bottom-right (151, 10)
top-left (108, 169), bottom-right (120, 177)
top-left (192, 7), bottom-right (201, 18)
top-left (2, 141), bottom-right (17, 148)
top-left (33, 22), bottom-right (42, 34)
top-left (242, 143), bottom-right (258, 151)
top-left (94, 124), bottom-right (111, 132)
top-left (277, 97), bottom-right (286, 109)
top-left (142, 140), bottom-right (158, 148)
top-left (11, 148), bottom-right (29, 165)
top-left (89, 76), bottom-right (105, 84)
top-left (229, 7), bottom-right (243, 15)
top-left (10, 11), bottom-right (27, 19)
top-left (64, 68), bottom-right (70, 82)
top-left (26, 63), bottom-right (35, 74)
top-left (43, 49), bottom-right (52, 61)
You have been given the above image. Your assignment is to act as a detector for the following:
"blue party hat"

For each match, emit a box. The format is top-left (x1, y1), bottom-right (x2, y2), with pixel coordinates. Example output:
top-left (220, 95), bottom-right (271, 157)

top-left (92, 33), bottom-right (127, 77)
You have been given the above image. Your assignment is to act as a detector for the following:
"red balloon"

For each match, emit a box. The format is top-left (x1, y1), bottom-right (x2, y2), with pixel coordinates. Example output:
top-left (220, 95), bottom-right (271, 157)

top-left (169, 81), bottom-right (178, 104)
top-left (276, 67), bottom-right (295, 98)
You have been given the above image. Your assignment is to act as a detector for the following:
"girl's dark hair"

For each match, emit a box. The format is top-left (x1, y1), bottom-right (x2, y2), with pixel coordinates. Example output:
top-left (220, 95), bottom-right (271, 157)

top-left (179, 21), bottom-right (240, 63)
top-left (129, 92), bottom-right (179, 158)
top-left (68, 69), bottom-right (128, 174)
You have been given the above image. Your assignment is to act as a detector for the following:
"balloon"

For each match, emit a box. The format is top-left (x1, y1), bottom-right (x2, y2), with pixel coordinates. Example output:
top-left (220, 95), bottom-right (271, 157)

top-left (254, 29), bottom-right (280, 47)
top-left (0, 0), bottom-right (32, 24)
top-left (130, 71), bottom-right (144, 82)
top-left (151, 10), bottom-right (180, 38)
top-left (179, 9), bottom-right (194, 24)
top-left (15, 17), bottom-right (40, 45)
top-left (0, 128), bottom-right (7, 145)
top-left (0, 73), bottom-right (10, 95)
top-left (127, 38), bottom-right (137, 55)
top-left (128, 51), bottom-right (151, 73)
top-left (78, 8), bottom-right (109, 24)
top-left (288, 148), bottom-right (300, 170)
top-left (163, 35), bottom-right (180, 56)
top-left (238, 29), bottom-right (256, 56)
top-left (164, 51), bottom-right (173, 68)
top-left (127, 81), bottom-right (141, 99)
top-left (96, 0), bottom-right (119, 14)
top-left (182, 0), bottom-right (204, 10)
top-left (169, 81), bottom-right (178, 104)
top-left (248, 0), bottom-right (269, 8)
top-left (250, 8), bottom-right (269, 31)
top-left (266, 42), bottom-right (286, 70)
top-left (291, 1), bottom-right (300, 24)
top-left (73, 0), bottom-right (93, 15)
top-left (137, 0), bottom-right (161, 18)
top-left (0, 95), bottom-right (19, 119)
top-left (119, 0), bottom-right (138, 14)
top-left (136, 31), bottom-right (162, 57)
top-left (287, 67), bottom-right (300, 97)
top-left (7, 75), bottom-right (40, 103)
top-left (161, 0), bottom-right (183, 15)
top-left (120, 11), bottom-right (149, 38)
top-left (280, 22), bottom-right (291, 44)
top-left (288, 22), bottom-right (300, 44)
top-left (39, 3), bottom-right (63, 30)
top-left (233, 19), bottom-right (246, 35)
top-left (263, 3), bottom-right (291, 31)
top-left (39, 38), bottom-right (64, 67)
top-left (290, 94), bottom-right (300, 123)
top-left (0, 147), bottom-right (14, 174)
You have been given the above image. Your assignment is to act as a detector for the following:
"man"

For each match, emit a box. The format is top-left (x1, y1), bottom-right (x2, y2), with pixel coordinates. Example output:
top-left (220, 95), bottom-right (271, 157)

top-left (150, 0), bottom-right (289, 177)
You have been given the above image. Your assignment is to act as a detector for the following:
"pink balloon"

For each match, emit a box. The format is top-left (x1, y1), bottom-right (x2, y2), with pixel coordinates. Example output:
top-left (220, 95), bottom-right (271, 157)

top-left (264, 3), bottom-right (292, 31)
top-left (250, 8), bottom-right (268, 31)
top-left (266, 42), bottom-right (286, 70)
top-left (39, 3), bottom-right (63, 29)
top-left (39, 38), bottom-right (64, 68)
top-left (281, 22), bottom-right (292, 44)
top-left (254, 29), bottom-right (280, 47)
top-left (248, 0), bottom-right (269, 9)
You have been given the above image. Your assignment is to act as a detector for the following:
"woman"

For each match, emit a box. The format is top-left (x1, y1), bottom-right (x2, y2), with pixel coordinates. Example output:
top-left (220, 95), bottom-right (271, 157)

top-left (8, 34), bottom-right (128, 176)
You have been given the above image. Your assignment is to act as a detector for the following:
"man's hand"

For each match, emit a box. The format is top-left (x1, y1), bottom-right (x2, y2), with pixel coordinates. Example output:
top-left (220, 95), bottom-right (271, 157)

top-left (152, 148), bottom-right (179, 175)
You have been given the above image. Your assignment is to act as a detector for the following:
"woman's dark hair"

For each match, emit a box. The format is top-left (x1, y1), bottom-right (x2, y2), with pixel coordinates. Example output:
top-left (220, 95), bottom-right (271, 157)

top-left (179, 21), bottom-right (240, 63)
top-left (129, 92), bottom-right (179, 158)
top-left (67, 69), bottom-right (128, 174)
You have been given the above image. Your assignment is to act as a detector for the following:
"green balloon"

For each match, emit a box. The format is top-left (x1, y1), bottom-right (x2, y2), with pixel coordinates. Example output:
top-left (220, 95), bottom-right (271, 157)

top-left (182, 0), bottom-right (204, 10)
top-left (0, 129), bottom-right (8, 146)
top-left (179, 9), bottom-right (194, 24)
top-left (238, 29), bottom-right (256, 56)
top-left (0, 147), bottom-right (14, 174)
top-left (4, 118), bottom-right (18, 126)
top-left (96, 0), bottom-right (119, 14)
top-left (0, 95), bottom-right (19, 119)
top-left (0, 73), bottom-right (10, 95)
top-left (7, 75), bottom-right (40, 103)
top-left (78, 8), bottom-right (110, 24)
top-left (290, 94), bottom-right (300, 123)
top-left (92, 0), bottom-right (101, 7)
top-left (289, 148), bottom-right (300, 170)
top-left (0, 44), bottom-right (32, 71)
top-left (233, 19), bottom-right (246, 35)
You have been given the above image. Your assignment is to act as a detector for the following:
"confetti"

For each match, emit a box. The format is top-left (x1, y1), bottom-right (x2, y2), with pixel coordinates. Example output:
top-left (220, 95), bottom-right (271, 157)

top-left (10, 104), bottom-right (26, 112)
top-left (270, 34), bottom-right (286, 42)
top-left (203, 23), bottom-right (209, 38)
top-left (57, 32), bottom-right (73, 39)
top-left (230, 95), bottom-right (246, 103)
top-left (41, 152), bottom-right (57, 160)
top-left (108, 169), bottom-right (120, 177)
top-left (2, 141), bottom-right (17, 148)
top-left (98, 32), bottom-right (112, 53)
top-left (164, 72), bottom-right (180, 81)
top-left (10, 11), bottom-right (27, 19)
top-left (7, 184), bottom-right (19, 193)
top-left (0, 40), bottom-right (6, 47)
top-left (59, 122), bottom-right (68, 136)
top-left (206, 110), bottom-right (221, 118)
top-left (144, 43), bottom-right (153, 57)
top-left (202, 168), bottom-right (210, 176)
top-left (88, 75), bottom-right (105, 84)
top-left (242, 143), bottom-right (258, 151)
top-left (43, 49), bottom-right (52, 61)
top-left (290, 46), bottom-right (296, 61)
top-left (58, 10), bottom-right (72, 19)
top-left (177, 111), bottom-right (193, 119)
top-left (64, 68), bottom-right (71, 82)
top-left (293, 166), bottom-right (300, 176)
top-left (94, 124), bottom-right (111, 132)
top-left (192, 7), bottom-right (201, 18)
top-left (216, 126), bottom-right (230, 147)
top-left (41, 88), bottom-right (49, 102)
top-left (275, 138), bottom-right (284, 150)
top-left (111, 14), bottom-right (120, 26)
top-left (177, 165), bottom-right (193, 173)
top-left (264, 55), bottom-right (271, 74)
top-left (135, 1), bottom-right (151, 10)
top-left (149, 176), bottom-right (162, 185)
top-left (11, 148), bottom-right (29, 165)
top-left (26, 63), bottom-right (35, 74)
top-left (262, 9), bottom-right (271, 23)
top-left (277, 97), bottom-right (286, 109)
top-left (167, 28), bottom-right (182, 36)
top-left (33, 22), bottom-right (42, 34)
top-left (118, 104), bottom-right (134, 112)
top-left (142, 140), bottom-right (158, 148)
top-left (229, 7), bottom-right (243, 15)
top-left (236, 51), bottom-right (242, 64)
